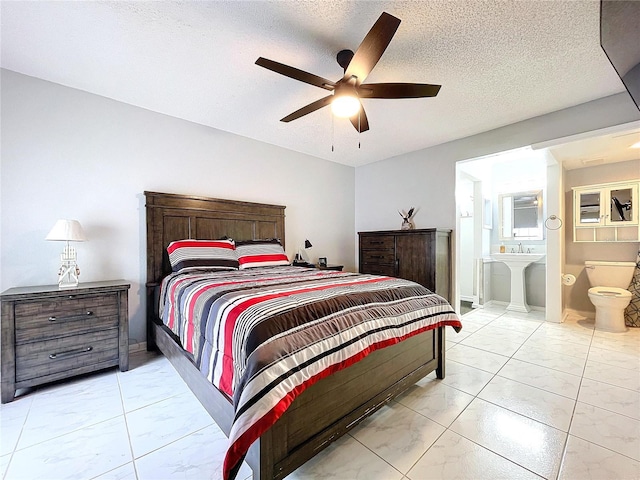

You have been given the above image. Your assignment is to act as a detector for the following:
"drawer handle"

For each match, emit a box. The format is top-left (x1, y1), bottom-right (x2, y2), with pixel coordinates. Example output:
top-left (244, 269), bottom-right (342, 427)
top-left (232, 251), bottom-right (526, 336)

top-left (369, 241), bottom-right (384, 245)
top-left (48, 311), bottom-right (94, 322)
top-left (370, 255), bottom-right (384, 259)
top-left (49, 346), bottom-right (93, 360)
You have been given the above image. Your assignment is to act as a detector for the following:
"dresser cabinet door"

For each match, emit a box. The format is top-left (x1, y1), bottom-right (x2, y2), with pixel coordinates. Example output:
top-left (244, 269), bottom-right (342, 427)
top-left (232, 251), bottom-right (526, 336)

top-left (396, 234), bottom-right (432, 290)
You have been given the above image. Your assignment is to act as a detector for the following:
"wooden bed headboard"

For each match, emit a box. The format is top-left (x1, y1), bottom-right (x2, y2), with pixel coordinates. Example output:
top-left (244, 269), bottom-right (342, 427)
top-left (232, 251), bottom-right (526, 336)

top-left (145, 191), bottom-right (286, 286)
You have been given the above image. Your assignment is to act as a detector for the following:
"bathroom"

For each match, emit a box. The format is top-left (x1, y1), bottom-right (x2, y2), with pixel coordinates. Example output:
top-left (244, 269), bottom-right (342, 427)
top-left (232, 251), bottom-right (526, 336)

top-left (456, 123), bottom-right (640, 328)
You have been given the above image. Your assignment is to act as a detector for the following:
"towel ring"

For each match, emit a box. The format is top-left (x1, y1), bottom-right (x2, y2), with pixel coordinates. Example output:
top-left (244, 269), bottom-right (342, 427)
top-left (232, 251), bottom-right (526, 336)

top-left (545, 215), bottom-right (563, 230)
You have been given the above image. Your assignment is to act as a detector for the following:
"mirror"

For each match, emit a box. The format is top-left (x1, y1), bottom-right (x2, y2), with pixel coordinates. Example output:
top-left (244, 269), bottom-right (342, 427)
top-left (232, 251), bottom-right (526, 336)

top-left (499, 190), bottom-right (543, 240)
top-left (579, 191), bottom-right (601, 223)
top-left (610, 187), bottom-right (633, 222)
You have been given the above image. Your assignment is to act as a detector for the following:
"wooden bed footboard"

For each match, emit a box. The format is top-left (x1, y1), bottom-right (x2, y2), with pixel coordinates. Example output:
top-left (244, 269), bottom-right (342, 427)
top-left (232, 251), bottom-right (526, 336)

top-left (152, 317), bottom-right (445, 480)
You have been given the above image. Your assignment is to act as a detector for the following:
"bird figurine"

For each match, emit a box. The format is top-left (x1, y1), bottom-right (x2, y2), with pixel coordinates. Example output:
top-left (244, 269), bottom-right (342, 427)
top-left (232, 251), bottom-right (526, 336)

top-left (399, 207), bottom-right (415, 230)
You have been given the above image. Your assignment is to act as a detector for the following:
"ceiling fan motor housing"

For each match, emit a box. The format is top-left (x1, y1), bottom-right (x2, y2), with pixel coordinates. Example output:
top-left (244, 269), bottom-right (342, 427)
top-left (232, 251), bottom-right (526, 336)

top-left (337, 49), bottom-right (355, 71)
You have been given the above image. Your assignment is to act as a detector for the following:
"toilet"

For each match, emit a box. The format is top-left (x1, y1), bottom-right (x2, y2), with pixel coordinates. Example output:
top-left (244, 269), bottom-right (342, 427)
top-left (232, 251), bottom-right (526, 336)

top-left (585, 260), bottom-right (636, 333)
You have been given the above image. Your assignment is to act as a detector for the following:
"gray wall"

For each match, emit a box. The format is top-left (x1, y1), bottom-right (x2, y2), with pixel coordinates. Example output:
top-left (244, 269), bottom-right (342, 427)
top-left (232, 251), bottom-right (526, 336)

top-left (1, 70), bottom-right (356, 345)
top-left (564, 159), bottom-right (640, 314)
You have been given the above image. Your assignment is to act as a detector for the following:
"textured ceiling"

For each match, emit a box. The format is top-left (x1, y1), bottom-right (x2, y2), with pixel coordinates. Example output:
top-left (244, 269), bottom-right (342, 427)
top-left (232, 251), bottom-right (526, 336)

top-left (0, 1), bottom-right (629, 166)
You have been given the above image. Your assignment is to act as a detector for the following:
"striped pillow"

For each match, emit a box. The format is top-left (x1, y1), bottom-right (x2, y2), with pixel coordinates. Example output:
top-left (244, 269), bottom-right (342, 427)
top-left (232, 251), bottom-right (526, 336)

top-left (167, 239), bottom-right (238, 272)
top-left (236, 240), bottom-right (290, 269)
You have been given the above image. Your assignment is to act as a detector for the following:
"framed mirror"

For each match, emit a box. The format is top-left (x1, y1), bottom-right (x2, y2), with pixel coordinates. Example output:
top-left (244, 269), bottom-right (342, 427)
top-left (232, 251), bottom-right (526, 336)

top-left (499, 190), bottom-right (543, 240)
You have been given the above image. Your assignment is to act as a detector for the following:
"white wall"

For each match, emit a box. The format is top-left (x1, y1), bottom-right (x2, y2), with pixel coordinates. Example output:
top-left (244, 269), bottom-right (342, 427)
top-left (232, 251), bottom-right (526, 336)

top-left (0, 70), bottom-right (356, 346)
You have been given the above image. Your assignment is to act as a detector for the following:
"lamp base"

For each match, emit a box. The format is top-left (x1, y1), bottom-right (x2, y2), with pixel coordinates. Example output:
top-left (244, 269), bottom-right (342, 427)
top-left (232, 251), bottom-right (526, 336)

top-left (57, 262), bottom-right (80, 289)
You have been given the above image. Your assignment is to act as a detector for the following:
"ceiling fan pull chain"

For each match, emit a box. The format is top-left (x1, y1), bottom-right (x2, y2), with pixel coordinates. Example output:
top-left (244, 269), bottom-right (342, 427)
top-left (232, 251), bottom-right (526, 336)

top-left (358, 110), bottom-right (361, 149)
top-left (331, 111), bottom-right (335, 152)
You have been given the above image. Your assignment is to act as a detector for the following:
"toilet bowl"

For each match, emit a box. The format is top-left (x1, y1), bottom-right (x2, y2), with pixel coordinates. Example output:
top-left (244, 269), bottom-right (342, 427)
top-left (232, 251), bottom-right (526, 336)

top-left (585, 261), bottom-right (636, 333)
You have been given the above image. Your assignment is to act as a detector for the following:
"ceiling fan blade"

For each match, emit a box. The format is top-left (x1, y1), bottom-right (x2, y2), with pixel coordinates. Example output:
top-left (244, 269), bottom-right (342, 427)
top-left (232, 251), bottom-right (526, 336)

top-left (358, 82), bottom-right (441, 98)
top-left (256, 57), bottom-right (336, 91)
top-left (343, 12), bottom-right (401, 86)
top-left (280, 95), bottom-right (333, 122)
top-left (349, 104), bottom-right (370, 132)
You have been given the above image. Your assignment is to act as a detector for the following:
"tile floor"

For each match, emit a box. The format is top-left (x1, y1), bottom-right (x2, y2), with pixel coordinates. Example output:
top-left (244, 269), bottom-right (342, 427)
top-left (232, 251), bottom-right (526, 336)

top-left (1, 305), bottom-right (639, 480)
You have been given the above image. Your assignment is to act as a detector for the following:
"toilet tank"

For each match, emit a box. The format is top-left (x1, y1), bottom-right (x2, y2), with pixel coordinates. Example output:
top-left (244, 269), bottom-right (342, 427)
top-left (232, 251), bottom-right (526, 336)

top-left (585, 261), bottom-right (636, 288)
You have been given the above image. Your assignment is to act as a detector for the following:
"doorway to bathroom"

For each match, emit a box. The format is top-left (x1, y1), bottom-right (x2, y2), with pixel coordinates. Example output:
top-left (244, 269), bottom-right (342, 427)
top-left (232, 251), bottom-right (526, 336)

top-left (455, 146), bottom-right (562, 322)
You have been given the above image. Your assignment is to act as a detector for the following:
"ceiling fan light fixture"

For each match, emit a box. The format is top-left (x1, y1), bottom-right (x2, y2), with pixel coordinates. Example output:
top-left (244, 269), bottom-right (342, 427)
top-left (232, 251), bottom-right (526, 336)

top-left (331, 91), bottom-right (360, 118)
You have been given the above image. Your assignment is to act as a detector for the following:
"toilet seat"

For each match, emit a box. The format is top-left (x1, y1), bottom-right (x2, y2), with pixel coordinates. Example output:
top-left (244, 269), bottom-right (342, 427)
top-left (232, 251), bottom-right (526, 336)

top-left (588, 287), bottom-right (632, 298)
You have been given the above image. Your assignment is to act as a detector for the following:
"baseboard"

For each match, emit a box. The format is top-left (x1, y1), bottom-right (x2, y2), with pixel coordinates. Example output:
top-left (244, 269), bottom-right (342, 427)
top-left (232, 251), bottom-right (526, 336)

top-left (564, 308), bottom-right (595, 321)
top-left (129, 342), bottom-right (147, 353)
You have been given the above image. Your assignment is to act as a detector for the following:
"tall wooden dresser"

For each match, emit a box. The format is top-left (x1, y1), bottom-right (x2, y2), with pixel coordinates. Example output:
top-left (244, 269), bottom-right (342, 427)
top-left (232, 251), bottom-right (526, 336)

top-left (358, 229), bottom-right (451, 301)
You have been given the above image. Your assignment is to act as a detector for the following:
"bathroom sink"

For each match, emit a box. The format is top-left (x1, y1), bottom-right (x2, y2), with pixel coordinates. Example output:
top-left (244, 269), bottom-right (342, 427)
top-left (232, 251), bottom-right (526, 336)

top-left (490, 253), bottom-right (545, 266)
top-left (491, 253), bottom-right (545, 312)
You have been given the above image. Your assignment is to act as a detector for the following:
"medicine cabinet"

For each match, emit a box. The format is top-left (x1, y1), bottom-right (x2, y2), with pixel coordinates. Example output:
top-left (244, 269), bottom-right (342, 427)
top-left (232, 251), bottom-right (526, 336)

top-left (573, 180), bottom-right (639, 242)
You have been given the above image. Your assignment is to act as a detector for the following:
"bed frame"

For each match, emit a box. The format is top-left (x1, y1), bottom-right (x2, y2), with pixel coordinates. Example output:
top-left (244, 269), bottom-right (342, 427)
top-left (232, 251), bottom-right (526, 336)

top-left (145, 191), bottom-right (446, 480)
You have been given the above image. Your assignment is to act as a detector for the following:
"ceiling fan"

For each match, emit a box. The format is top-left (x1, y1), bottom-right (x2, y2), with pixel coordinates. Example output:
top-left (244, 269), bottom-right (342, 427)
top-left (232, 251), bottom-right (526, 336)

top-left (255, 12), bottom-right (441, 133)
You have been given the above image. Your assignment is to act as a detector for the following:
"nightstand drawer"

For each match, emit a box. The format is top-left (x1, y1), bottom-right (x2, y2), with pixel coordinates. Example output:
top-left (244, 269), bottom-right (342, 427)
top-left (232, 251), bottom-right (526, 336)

top-left (14, 294), bottom-right (119, 343)
top-left (15, 328), bottom-right (119, 382)
top-left (360, 236), bottom-right (394, 250)
top-left (362, 250), bottom-right (396, 264)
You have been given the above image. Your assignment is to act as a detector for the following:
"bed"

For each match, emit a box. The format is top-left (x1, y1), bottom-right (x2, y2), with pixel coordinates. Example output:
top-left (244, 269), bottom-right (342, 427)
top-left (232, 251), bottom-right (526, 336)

top-left (145, 191), bottom-right (462, 480)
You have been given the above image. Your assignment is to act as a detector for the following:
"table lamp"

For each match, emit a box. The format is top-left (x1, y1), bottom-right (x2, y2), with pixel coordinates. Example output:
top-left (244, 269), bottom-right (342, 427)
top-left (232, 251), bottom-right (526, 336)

top-left (46, 219), bottom-right (87, 288)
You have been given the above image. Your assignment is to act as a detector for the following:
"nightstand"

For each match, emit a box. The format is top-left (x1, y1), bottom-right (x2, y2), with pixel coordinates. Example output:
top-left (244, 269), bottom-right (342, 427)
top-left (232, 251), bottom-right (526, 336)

top-left (1, 280), bottom-right (130, 403)
top-left (317, 264), bottom-right (344, 271)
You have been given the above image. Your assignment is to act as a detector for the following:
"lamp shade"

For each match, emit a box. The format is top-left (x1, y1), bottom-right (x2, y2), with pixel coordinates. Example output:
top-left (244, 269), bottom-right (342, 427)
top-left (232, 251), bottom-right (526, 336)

top-left (304, 239), bottom-right (312, 249)
top-left (46, 219), bottom-right (87, 242)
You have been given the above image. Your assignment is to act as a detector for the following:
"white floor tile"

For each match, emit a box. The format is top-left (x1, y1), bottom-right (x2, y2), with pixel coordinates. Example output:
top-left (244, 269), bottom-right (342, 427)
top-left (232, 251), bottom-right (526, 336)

top-left (407, 429), bottom-right (543, 480)
top-left (527, 327), bottom-right (593, 347)
top-left (17, 370), bottom-right (123, 449)
top-left (5, 416), bottom-right (131, 480)
top-left (446, 343), bottom-right (510, 374)
top-left (460, 332), bottom-right (523, 357)
top-left (588, 346), bottom-right (640, 371)
top-left (570, 402), bottom-right (640, 461)
top-left (450, 398), bottom-right (566, 479)
top-left (523, 337), bottom-right (589, 360)
top-left (439, 361), bottom-right (494, 396)
top-left (94, 462), bottom-right (137, 480)
top-left (478, 376), bottom-right (576, 431)
top-left (578, 377), bottom-right (640, 420)
top-left (286, 434), bottom-right (403, 480)
top-left (558, 435), bottom-right (640, 480)
top-left (118, 351), bottom-right (192, 412)
top-left (513, 345), bottom-right (586, 376)
top-left (497, 358), bottom-right (582, 399)
top-left (136, 424), bottom-right (252, 480)
top-left (0, 454), bottom-right (11, 479)
top-left (350, 402), bottom-right (445, 474)
top-left (583, 359), bottom-right (640, 392)
top-left (0, 395), bottom-right (32, 456)
top-left (127, 391), bottom-right (214, 458)
top-left (471, 325), bottom-right (533, 343)
top-left (396, 377), bottom-right (474, 427)
top-left (489, 316), bottom-right (542, 334)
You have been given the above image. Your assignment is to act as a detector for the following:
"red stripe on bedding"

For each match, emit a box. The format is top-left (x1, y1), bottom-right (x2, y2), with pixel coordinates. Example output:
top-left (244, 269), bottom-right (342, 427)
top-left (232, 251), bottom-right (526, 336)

top-left (222, 318), bottom-right (462, 479)
top-left (218, 276), bottom-right (392, 395)
top-left (167, 240), bottom-right (234, 254)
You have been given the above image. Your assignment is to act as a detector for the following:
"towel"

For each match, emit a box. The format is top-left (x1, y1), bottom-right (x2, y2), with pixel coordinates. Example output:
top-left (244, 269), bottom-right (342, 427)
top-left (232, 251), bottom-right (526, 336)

top-left (624, 249), bottom-right (640, 327)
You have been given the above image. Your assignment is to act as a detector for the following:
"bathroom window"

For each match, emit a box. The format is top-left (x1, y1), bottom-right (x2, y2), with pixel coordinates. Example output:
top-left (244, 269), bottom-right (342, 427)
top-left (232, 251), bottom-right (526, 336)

top-left (499, 190), bottom-right (543, 240)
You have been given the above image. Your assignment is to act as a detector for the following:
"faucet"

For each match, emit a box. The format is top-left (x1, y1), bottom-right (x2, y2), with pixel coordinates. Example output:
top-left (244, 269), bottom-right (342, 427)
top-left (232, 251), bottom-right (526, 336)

top-left (518, 243), bottom-right (523, 253)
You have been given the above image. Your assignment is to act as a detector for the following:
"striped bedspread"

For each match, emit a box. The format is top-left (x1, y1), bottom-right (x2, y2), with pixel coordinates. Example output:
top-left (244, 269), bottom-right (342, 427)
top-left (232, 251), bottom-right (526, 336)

top-left (159, 266), bottom-right (462, 480)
